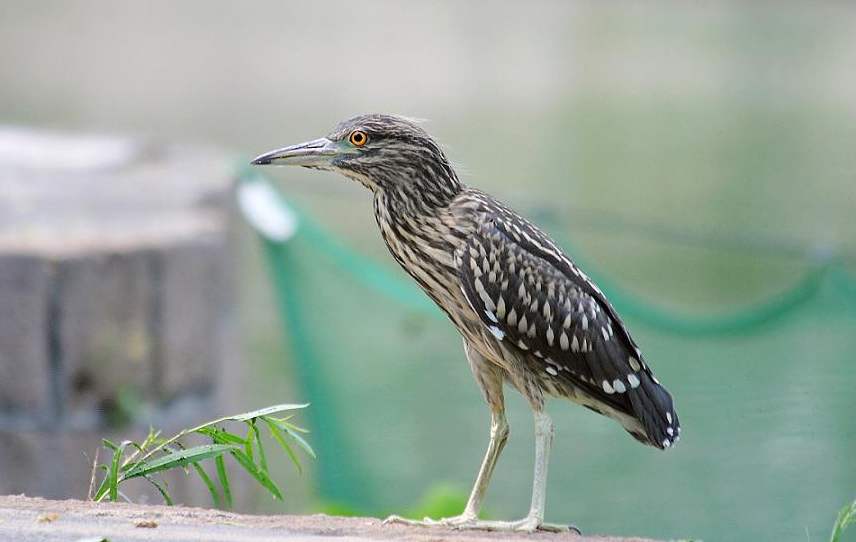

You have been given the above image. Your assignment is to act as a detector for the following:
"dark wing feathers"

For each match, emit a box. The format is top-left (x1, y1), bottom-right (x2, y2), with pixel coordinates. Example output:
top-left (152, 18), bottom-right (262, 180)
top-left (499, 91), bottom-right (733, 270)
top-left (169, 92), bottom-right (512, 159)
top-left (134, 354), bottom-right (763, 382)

top-left (457, 208), bottom-right (680, 449)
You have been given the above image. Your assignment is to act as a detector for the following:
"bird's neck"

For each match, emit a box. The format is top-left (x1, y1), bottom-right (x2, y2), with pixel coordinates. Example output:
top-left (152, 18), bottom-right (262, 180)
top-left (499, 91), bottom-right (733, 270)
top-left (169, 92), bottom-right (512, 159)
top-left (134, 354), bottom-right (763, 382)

top-left (372, 178), bottom-right (471, 313)
top-left (373, 158), bottom-right (463, 216)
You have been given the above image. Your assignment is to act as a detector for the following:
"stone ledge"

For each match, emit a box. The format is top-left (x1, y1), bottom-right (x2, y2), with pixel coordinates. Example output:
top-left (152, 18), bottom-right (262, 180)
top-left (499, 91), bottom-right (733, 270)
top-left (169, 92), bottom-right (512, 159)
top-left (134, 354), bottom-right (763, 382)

top-left (0, 495), bottom-right (660, 542)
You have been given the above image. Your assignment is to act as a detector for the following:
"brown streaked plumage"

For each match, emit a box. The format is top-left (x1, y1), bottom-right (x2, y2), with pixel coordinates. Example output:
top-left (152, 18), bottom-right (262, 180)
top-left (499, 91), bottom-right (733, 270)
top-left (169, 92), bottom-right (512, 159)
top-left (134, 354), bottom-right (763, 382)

top-left (252, 114), bottom-right (680, 533)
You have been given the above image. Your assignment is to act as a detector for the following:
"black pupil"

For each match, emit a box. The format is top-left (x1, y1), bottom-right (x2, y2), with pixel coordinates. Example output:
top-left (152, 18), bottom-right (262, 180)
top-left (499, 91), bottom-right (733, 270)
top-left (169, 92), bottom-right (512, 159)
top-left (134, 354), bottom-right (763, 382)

top-left (353, 133), bottom-right (363, 143)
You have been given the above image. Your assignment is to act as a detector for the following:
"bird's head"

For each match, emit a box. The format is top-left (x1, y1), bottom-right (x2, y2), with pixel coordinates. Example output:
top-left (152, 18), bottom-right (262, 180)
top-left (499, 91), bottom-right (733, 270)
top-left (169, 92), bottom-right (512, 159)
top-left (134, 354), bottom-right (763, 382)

top-left (252, 114), bottom-right (462, 205)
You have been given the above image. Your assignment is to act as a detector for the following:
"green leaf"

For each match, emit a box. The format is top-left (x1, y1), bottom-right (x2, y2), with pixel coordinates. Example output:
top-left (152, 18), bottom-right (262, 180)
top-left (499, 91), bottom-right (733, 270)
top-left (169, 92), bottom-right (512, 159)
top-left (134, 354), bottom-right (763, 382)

top-left (830, 499), bottom-right (856, 542)
top-left (197, 427), bottom-right (246, 446)
top-left (143, 475), bottom-right (174, 506)
top-left (139, 428), bottom-right (162, 450)
top-left (226, 404), bottom-right (309, 422)
top-left (91, 467), bottom-right (110, 502)
top-left (252, 422), bottom-right (269, 474)
top-left (264, 418), bottom-right (302, 473)
top-left (120, 441), bottom-right (148, 474)
top-left (191, 462), bottom-right (221, 508)
top-left (244, 424), bottom-right (255, 462)
top-left (215, 455), bottom-right (232, 509)
top-left (123, 444), bottom-right (238, 480)
top-left (274, 418), bottom-right (310, 434)
top-left (108, 441), bottom-right (131, 502)
top-left (229, 449), bottom-right (283, 500)
top-left (271, 419), bottom-right (316, 459)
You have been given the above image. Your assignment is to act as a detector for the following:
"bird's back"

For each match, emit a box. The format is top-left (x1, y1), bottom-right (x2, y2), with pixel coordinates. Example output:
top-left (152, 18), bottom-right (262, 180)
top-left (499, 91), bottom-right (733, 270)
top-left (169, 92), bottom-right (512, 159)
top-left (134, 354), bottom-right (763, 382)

top-left (375, 185), bottom-right (680, 449)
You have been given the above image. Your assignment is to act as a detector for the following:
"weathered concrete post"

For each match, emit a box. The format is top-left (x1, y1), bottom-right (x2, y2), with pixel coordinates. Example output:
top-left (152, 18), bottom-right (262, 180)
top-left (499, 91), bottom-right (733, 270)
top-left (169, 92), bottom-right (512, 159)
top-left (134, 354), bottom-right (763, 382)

top-left (0, 127), bottom-right (238, 504)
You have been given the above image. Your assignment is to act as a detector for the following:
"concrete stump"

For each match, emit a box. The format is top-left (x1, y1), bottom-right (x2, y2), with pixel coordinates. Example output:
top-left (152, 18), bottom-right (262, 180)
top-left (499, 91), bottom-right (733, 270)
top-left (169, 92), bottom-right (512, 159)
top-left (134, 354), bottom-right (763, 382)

top-left (0, 126), bottom-right (238, 504)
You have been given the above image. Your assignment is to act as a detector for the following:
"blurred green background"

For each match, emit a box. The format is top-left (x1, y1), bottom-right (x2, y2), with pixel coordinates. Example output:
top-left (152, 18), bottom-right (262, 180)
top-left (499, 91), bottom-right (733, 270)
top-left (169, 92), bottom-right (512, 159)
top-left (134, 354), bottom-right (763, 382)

top-left (2, 2), bottom-right (855, 541)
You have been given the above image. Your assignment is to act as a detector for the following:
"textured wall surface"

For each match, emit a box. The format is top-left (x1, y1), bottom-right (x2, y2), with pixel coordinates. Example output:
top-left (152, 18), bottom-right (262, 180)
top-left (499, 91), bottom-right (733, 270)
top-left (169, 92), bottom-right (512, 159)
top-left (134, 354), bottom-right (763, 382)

top-left (0, 128), bottom-right (238, 503)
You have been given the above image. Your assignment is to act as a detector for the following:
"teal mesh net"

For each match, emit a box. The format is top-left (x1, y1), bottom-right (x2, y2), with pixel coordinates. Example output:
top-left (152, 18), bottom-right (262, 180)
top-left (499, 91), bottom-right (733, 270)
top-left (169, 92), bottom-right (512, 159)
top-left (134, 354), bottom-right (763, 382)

top-left (239, 171), bottom-right (856, 541)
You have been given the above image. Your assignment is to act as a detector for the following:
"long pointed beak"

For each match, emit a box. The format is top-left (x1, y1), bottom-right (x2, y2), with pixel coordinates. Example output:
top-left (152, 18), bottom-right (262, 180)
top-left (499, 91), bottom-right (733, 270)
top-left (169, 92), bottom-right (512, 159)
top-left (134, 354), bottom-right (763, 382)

top-left (251, 137), bottom-right (338, 167)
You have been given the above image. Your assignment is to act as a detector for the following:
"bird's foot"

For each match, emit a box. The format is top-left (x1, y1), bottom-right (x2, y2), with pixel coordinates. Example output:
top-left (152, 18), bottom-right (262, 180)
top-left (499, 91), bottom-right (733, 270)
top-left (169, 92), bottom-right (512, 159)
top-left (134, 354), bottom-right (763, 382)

top-left (452, 517), bottom-right (579, 533)
top-left (382, 513), bottom-right (477, 528)
top-left (383, 514), bottom-right (580, 534)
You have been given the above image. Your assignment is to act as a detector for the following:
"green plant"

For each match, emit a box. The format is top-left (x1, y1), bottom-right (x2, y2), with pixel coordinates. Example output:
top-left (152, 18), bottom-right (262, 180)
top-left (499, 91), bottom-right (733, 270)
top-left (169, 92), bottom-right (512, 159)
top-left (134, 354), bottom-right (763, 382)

top-left (90, 404), bottom-right (314, 507)
top-left (830, 499), bottom-right (856, 542)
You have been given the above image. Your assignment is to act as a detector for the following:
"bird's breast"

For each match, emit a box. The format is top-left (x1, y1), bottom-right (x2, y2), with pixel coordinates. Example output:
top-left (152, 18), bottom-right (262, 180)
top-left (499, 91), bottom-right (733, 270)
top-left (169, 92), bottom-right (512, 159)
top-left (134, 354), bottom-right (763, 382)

top-left (373, 196), bottom-right (486, 334)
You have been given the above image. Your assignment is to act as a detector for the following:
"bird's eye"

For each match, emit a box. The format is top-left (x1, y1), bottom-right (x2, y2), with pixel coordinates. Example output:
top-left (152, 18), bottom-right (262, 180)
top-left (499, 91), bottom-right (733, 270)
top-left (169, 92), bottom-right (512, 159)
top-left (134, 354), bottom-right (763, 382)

top-left (348, 130), bottom-right (368, 147)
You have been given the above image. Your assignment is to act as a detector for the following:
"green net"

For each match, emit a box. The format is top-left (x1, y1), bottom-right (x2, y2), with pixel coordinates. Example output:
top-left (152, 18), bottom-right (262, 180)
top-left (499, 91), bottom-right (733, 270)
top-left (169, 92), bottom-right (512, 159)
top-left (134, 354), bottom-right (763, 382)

top-left (239, 170), bottom-right (856, 541)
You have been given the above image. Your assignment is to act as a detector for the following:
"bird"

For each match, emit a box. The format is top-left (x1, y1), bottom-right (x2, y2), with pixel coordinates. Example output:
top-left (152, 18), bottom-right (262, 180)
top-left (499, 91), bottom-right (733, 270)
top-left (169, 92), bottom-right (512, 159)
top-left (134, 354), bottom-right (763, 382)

top-left (252, 114), bottom-right (680, 533)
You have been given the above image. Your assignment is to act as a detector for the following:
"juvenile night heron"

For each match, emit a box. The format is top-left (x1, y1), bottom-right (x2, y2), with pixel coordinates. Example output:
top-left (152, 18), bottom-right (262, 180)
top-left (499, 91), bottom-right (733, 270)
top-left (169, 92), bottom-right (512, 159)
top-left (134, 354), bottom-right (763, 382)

top-left (252, 114), bottom-right (680, 532)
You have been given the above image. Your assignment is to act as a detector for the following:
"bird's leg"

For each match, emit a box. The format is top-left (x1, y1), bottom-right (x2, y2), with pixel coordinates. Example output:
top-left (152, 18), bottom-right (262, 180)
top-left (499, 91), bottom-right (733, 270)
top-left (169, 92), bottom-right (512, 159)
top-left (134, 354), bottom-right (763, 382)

top-left (441, 410), bottom-right (577, 533)
top-left (459, 410), bottom-right (508, 520)
top-left (384, 342), bottom-right (508, 528)
top-left (383, 410), bottom-right (507, 528)
top-left (521, 410), bottom-right (564, 530)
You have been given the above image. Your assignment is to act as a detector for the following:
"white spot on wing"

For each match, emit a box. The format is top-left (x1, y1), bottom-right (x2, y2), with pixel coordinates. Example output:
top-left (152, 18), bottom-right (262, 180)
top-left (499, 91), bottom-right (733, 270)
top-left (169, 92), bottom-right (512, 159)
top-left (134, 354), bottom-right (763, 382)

top-left (612, 379), bottom-right (626, 393)
top-left (496, 296), bottom-right (507, 319)
top-left (518, 314), bottom-right (528, 334)
top-left (628, 356), bottom-right (641, 372)
top-left (627, 373), bottom-right (640, 388)
top-left (475, 278), bottom-right (496, 312)
top-left (489, 326), bottom-right (505, 340)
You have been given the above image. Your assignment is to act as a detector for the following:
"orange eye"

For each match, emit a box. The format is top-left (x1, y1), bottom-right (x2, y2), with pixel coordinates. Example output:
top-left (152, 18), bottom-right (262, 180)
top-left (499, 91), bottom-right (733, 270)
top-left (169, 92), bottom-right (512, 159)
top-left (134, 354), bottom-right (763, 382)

top-left (348, 130), bottom-right (368, 147)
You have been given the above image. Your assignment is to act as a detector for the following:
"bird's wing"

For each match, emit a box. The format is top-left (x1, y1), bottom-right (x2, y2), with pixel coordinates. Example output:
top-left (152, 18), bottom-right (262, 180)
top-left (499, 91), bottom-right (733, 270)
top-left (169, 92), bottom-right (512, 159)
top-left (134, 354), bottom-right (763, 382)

top-left (456, 208), bottom-right (679, 448)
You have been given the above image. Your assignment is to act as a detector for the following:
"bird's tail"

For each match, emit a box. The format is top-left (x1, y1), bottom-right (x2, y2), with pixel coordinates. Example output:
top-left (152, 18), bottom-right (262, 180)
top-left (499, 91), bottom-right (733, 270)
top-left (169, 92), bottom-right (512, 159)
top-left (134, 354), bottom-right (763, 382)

top-left (626, 370), bottom-right (680, 450)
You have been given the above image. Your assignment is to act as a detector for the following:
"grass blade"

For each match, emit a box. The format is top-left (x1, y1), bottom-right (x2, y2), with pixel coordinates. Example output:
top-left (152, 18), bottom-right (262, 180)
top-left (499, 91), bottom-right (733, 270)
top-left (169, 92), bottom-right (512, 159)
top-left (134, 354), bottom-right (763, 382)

top-left (275, 418), bottom-right (309, 434)
top-left (244, 425), bottom-right (255, 462)
top-left (227, 404), bottom-right (309, 422)
top-left (215, 455), bottom-right (232, 509)
top-left (197, 427), bottom-right (246, 446)
top-left (264, 418), bottom-right (302, 473)
top-left (124, 444), bottom-right (237, 480)
top-left (230, 449), bottom-right (283, 500)
top-left (252, 422), bottom-right (269, 474)
top-left (108, 441), bottom-right (131, 502)
top-left (272, 420), bottom-right (316, 459)
top-left (92, 465), bottom-right (110, 502)
top-left (191, 462), bottom-right (221, 508)
top-left (143, 475), bottom-right (174, 505)
top-left (830, 499), bottom-right (856, 542)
